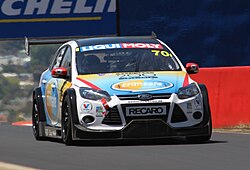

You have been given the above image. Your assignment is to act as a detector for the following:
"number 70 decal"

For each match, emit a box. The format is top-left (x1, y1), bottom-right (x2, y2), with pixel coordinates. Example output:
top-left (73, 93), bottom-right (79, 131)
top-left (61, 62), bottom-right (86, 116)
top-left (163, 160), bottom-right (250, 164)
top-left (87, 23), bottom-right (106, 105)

top-left (151, 50), bottom-right (173, 57)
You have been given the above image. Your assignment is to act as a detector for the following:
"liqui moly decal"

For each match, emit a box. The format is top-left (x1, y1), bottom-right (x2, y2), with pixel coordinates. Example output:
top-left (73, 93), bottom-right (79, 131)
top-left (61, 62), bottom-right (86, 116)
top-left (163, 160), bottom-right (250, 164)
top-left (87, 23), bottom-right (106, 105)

top-left (121, 43), bottom-right (163, 49)
top-left (80, 44), bottom-right (122, 52)
top-left (79, 43), bottom-right (163, 52)
top-left (111, 80), bottom-right (173, 92)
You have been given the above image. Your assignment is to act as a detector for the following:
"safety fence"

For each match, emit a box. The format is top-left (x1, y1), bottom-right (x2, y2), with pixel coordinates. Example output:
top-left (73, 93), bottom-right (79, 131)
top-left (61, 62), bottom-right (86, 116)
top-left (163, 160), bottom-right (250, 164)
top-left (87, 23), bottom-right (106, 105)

top-left (191, 66), bottom-right (250, 128)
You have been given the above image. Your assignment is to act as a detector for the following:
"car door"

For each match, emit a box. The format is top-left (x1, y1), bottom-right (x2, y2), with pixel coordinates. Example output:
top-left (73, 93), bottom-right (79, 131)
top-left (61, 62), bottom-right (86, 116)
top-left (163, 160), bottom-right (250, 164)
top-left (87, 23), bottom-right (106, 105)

top-left (45, 46), bottom-right (67, 126)
top-left (55, 46), bottom-right (72, 126)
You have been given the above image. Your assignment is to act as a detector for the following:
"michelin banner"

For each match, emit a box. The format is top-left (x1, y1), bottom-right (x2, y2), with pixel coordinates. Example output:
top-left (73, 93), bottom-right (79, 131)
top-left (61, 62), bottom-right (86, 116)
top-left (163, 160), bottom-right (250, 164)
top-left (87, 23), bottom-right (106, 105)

top-left (0, 0), bottom-right (117, 39)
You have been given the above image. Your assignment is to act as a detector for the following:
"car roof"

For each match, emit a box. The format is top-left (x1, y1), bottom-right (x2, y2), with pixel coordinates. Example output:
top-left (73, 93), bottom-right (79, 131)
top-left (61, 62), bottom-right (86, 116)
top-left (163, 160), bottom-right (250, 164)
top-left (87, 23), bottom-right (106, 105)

top-left (75, 36), bottom-right (160, 46)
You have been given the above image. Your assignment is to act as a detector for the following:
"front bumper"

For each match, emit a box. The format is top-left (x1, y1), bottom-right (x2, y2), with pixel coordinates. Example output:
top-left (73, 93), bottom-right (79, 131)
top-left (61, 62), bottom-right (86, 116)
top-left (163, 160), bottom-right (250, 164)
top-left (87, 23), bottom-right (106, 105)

top-left (73, 118), bottom-right (210, 140)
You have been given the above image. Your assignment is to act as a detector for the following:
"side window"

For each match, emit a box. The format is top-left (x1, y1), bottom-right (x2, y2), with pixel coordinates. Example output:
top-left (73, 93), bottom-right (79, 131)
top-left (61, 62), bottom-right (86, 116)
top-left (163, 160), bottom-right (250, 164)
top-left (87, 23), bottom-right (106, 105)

top-left (51, 47), bottom-right (66, 69)
top-left (60, 47), bottom-right (72, 78)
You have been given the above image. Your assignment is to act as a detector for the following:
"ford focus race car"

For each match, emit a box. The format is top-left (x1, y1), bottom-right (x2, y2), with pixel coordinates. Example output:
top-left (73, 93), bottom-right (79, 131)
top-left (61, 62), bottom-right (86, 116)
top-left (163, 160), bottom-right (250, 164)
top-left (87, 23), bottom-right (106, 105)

top-left (32, 36), bottom-right (212, 145)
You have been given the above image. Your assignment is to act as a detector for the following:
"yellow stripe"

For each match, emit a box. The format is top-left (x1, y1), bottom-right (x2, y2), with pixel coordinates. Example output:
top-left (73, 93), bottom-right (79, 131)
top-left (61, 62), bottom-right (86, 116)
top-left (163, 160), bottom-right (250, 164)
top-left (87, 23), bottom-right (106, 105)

top-left (0, 16), bottom-right (102, 23)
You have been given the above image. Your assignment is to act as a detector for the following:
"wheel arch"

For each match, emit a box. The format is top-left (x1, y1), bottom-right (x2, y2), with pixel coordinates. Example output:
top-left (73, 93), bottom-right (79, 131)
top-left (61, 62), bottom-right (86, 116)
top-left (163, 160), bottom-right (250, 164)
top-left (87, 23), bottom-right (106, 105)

top-left (62, 88), bottom-right (79, 124)
top-left (198, 84), bottom-right (212, 129)
top-left (33, 87), bottom-right (46, 121)
top-left (185, 84), bottom-right (212, 143)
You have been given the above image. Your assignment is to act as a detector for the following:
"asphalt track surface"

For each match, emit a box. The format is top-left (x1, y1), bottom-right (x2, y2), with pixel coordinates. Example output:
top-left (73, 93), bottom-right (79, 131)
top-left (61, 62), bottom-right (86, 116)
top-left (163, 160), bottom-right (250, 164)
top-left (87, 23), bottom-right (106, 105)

top-left (0, 125), bottom-right (250, 170)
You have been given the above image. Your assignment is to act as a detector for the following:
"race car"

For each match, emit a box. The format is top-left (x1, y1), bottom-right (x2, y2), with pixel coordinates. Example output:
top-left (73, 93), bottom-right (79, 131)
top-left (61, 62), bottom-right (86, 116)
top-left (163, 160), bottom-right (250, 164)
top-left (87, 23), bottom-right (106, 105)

top-left (31, 35), bottom-right (212, 145)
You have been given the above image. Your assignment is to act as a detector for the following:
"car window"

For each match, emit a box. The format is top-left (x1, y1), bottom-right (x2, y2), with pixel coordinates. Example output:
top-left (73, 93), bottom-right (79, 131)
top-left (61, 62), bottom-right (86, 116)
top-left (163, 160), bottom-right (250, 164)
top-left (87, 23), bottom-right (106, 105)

top-left (76, 46), bottom-right (181, 75)
top-left (60, 46), bottom-right (72, 78)
top-left (51, 46), bottom-right (66, 70)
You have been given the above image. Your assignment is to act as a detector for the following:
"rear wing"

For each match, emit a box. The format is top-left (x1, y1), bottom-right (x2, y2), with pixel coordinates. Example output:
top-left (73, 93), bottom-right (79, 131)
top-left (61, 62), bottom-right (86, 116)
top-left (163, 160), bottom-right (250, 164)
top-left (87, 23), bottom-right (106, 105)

top-left (24, 32), bottom-right (157, 56)
top-left (25, 37), bottom-right (71, 56)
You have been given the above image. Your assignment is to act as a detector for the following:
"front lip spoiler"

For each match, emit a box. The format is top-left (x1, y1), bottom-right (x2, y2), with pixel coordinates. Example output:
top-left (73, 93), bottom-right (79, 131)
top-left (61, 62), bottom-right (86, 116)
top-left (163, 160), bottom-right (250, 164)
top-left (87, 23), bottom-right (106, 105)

top-left (73, 119), bottom-right (210, 140)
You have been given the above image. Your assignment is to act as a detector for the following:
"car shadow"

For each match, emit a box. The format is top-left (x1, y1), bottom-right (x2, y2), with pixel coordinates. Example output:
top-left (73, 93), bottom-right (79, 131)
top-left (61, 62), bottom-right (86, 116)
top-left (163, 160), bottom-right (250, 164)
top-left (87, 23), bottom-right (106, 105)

top-left (40, 133), bottom-right (228, 147)
top-left (64, 138), bottom-right (228, 147)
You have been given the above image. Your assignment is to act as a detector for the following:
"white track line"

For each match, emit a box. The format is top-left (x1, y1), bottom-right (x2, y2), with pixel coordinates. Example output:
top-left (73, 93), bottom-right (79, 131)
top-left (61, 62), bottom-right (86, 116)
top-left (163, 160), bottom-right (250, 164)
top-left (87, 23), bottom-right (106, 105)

top-left (0, 162), bottom-right (39, 170)
top-left (213, 129), bottom-right (250, 135)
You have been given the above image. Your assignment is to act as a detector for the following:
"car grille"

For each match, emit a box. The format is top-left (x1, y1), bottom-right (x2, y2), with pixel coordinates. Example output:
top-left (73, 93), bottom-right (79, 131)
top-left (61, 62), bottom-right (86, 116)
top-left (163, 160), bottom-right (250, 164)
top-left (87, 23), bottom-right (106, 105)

top-left (171, 104), bottom-right (188, 123)
top-left (117, 94), bottom-right (171, 100)
top-left (102, 106), bottom-right (122, 125)
top-left (102, 103), bottom-right (171, 125)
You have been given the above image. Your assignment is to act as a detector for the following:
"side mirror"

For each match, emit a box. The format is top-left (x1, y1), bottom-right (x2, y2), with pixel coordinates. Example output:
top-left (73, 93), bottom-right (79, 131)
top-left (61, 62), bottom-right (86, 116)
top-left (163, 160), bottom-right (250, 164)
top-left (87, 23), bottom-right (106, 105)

top-left (186, 63), bottom-right (199, 74)
top-left (51, 67), bottom-right (68, 78)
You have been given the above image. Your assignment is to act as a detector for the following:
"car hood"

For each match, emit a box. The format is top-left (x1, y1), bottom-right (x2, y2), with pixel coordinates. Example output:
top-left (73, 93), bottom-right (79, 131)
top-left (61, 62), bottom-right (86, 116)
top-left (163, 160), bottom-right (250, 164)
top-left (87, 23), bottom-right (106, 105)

top-left (77, 71), bottom-right (188, 96)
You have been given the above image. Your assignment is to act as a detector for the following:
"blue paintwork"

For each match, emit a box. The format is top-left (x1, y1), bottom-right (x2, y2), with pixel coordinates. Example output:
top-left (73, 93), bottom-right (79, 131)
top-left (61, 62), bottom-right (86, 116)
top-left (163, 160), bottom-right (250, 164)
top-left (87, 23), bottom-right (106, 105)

top-left (40, 69), bottom-right (53, 125)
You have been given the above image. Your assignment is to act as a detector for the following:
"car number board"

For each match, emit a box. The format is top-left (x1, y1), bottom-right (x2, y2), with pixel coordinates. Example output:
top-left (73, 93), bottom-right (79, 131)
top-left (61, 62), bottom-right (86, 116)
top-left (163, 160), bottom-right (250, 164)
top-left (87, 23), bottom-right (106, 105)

top-left (126, 105), bottom-right (167, 117)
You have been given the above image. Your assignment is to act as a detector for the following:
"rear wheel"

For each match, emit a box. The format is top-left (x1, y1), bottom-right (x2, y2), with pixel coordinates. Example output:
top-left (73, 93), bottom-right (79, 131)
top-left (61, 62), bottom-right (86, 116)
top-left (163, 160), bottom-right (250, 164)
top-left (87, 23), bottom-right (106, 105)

top-left (32, 99), bottom-right (44, 140)
top-left (62, 95), bottom-right (74, 145)
top-left (186, 84), bottom-right (212, 143)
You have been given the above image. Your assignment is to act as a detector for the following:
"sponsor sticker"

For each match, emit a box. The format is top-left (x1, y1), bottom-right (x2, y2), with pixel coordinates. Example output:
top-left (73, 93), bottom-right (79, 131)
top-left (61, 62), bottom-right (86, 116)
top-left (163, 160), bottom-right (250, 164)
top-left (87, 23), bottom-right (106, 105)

top-left (117, 72), bottom-right (158, 80)
top-left (194, 97), bottom-right (202, 110)
top-left (112, 80), bottom-right (173, 92)
top-left (79, 43), bottom-right (163, 52)
top-left (96, 106), bottom-right (106, 117)
top-left (121, 43), bottom-right (163, 49)
top-left (80, 44), bottom-right (122, 52)
top-left (187, 103), bottom-right (192, 110)
top-left (126, 105), bottom-right (167, 116)
top-left (127, 100), bottom-right (163, 104)
top-left (81, 102), bottom-right (92, 113)
top-left (151, 50), bottom-right (173, 57)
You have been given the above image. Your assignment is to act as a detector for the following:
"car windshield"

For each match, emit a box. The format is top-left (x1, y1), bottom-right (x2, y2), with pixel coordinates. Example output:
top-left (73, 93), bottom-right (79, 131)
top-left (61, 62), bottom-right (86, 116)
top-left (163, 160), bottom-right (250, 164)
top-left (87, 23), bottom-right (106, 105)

top-left (76, 43), bottom-right (181, 75)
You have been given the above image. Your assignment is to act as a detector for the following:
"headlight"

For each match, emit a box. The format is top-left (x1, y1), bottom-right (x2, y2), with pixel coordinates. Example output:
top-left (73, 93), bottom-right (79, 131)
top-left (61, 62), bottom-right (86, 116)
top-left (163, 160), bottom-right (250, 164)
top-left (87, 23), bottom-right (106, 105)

top-left (177, 83), bottom-right (199, 99)
top-left (79, 87), bottom-right (111, 101)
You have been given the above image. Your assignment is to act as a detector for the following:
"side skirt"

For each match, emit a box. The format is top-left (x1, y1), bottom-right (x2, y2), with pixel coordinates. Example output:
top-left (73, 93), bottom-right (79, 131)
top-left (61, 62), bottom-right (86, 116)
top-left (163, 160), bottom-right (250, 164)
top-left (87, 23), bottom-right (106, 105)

top-left (40, 123), bottom-right (62, 139)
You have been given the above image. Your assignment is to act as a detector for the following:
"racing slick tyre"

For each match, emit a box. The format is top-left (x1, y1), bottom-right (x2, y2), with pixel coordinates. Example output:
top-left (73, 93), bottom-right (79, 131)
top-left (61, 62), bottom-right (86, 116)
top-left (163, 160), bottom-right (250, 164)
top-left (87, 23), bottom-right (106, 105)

top-left (62, 95), bottom-right (74, 145)
top-left (32, 89), bottom-right (46, 141)
top-left (186, 84), bottom-right (212, 143)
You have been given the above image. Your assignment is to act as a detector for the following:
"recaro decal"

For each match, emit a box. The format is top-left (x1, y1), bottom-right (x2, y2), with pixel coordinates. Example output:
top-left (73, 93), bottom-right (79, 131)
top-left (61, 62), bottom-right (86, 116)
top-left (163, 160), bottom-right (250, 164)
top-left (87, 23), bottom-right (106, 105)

top-left (126, 105), bottom-right (167, 116)
top-left (111, 80), bottom-right (173, 92)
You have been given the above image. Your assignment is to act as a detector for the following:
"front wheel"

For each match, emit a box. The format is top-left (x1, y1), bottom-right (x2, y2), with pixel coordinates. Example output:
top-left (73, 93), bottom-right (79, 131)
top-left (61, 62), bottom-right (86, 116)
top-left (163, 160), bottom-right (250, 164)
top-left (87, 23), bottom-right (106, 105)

top-left (62, 95), bottom-right (74, 145)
